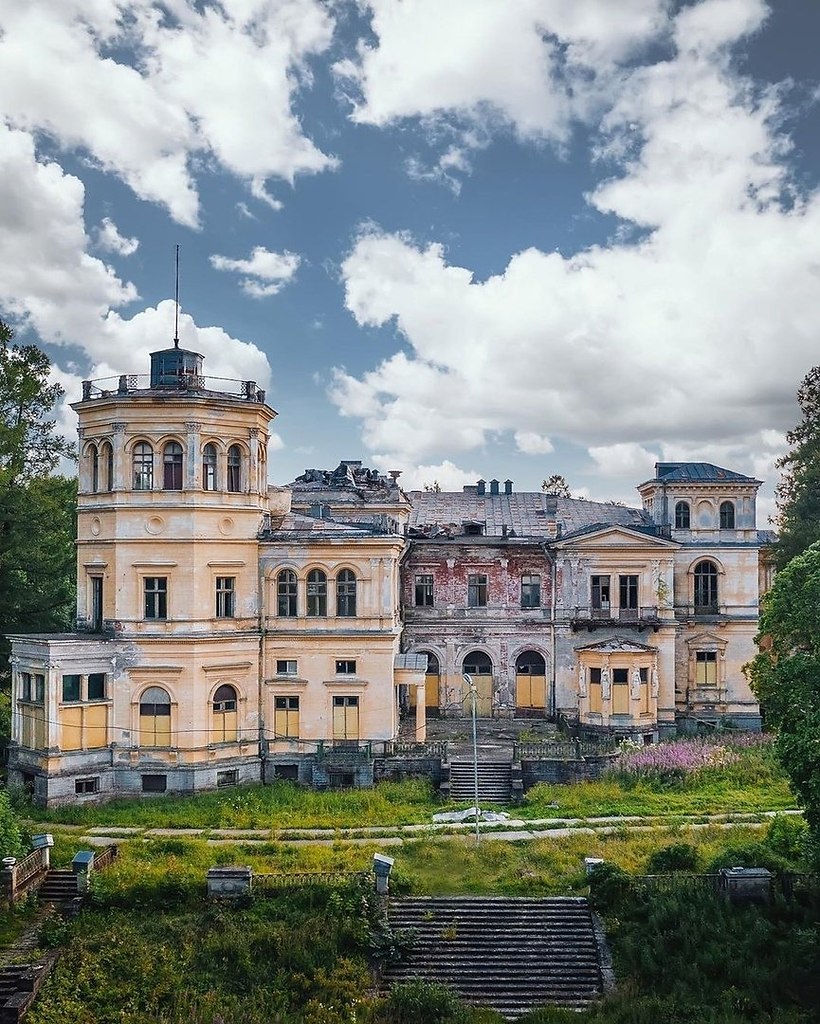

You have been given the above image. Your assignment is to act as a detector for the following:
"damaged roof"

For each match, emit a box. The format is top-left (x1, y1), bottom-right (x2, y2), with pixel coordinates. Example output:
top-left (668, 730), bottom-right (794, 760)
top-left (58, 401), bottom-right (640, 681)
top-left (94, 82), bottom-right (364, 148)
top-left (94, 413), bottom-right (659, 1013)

top-left (648, 462), bottom-right (761, 484)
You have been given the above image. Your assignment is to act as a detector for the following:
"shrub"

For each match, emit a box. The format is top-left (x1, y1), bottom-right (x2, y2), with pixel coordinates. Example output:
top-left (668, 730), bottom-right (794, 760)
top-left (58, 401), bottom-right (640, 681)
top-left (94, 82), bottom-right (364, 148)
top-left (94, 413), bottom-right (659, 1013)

top-left (379, 980), bottom-right (465, 1023)
top-left (588, 862), bottom-right (632, 914)
top-left (0, 788), bottom-right (25, 860)
top-left (645, 843), bottom-right (702, 874)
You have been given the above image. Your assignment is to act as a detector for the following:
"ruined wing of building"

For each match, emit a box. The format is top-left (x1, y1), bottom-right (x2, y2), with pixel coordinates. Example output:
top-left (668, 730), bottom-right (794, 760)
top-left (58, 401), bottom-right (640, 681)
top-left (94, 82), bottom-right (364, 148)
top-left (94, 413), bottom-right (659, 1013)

top-left (7, 345), bottom-right (772, 806)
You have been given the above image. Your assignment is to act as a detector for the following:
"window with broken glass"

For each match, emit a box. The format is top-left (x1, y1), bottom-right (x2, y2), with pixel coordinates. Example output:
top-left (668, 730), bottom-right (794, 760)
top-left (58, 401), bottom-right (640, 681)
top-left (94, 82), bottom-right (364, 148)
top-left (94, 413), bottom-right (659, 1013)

top-left (414, 574), bottom-right (434, 606)
top-left (591, 575), bottom-right (611, 616)
top-left (520, 574), bottom-right (541, 608)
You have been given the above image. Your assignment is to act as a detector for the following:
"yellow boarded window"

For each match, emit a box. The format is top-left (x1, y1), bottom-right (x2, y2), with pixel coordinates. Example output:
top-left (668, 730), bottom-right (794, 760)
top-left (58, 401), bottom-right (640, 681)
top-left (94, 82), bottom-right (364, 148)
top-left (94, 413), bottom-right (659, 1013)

top-left (140, 686), bottom-right (171, 747)
top-left (333, 695), bottom-right (359, 740)
top-left (589, 667), bottom-right (602, 714)
top-left (640, 668), bottom-right (650, 714)
top-left (212, 684), bottom-right (238, 742)
top-left (274, 696), bottom-right (299, 738)
top-left (612, 668), bottom-right (629, 714)
top-left (696, 652), bottom-right (717, 686)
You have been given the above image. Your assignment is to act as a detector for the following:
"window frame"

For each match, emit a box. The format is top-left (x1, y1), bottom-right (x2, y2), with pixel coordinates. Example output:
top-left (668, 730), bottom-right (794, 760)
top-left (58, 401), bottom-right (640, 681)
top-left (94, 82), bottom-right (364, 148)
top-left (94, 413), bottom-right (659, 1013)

top-left (277, 569), bottom-right (298, 617)
top-left (336, 569), bottom-right (357, 617)
top-left (227, 444), bottom-right (242, 492)
top-left (276, 659), bottom-right (298, 676)
top-left (520, 574), bottom-right (541, 609)
top-left (132, 442), bottom-right (154, 491)
top-left (215, 576), bottom-right (236, 618)
top-left (307, 569), bottom-right (328, 617)
top-left (414, 573), bottom-right (434, 607)
top-left (695, 650), bottom-right (718, 686)
top-left (162, 441), bottom-right (183, 491)
top-left (591, 575), bottom-right (611, 613)
top-left (90, 444), bottom-right (99, 493)
top-left (674, 501), bottom-right (690, 529)
top-left (202, 443), bottom-right (218, 491)
top-left (467, 573), bottom-right (488, 608)
top-left (144, 576), bottom-right (168, 620)
top-left (335, 659), bottom-right (357, 675)
top-left (719, 501), bottom-right (735, 529)
top-left (693, 560), bottom-right (719, 614)
top-left (619, 574), bottom-right (639, 612)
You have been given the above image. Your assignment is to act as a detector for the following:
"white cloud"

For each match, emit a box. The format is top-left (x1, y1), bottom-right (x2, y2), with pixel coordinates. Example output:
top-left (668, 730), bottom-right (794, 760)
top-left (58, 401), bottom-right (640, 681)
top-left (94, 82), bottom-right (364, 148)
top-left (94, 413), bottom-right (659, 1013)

top-left (330, 1), bottom-right (820, 486)
top-left (515, 431), bottom-right (555, 455)
top-left (374, 458), bottom-right (480, 493)
top-left (588, 443), bottom-right (657, 478)
top-left (210, 246), bottom-right (301, 298)
top-left (95, 217), bottom-right (139, 256)
top-left (0, 0), bottom-right (337, 226)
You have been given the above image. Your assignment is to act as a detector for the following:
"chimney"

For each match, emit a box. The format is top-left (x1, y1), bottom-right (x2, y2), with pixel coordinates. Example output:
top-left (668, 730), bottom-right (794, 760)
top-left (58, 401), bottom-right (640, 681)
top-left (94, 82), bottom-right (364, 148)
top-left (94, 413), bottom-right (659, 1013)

top-left (504, 479), bottom-right (513, 495)
top-left (477, 479), bottom-right (486, 496)
top-left (388, 470), bottom-right (401, 481)
top-left (490, 479), bottom-right (500, 496)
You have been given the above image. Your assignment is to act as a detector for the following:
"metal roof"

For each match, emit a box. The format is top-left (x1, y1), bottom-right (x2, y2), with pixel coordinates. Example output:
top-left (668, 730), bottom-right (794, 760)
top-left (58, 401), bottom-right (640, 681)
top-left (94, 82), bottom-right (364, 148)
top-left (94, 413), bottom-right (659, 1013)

top-left (650, 462), bottom-right (760, 484)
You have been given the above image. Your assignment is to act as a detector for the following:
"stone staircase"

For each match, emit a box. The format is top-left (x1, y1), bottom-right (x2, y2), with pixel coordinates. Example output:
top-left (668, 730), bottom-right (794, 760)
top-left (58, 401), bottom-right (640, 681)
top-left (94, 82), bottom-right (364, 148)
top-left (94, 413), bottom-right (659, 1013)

top-left (381, 896), bottom-right (605, 1019)
top-left (449, 760), bottom-right (512, 803)
top-left (37, 871), bottom-right (77, 906)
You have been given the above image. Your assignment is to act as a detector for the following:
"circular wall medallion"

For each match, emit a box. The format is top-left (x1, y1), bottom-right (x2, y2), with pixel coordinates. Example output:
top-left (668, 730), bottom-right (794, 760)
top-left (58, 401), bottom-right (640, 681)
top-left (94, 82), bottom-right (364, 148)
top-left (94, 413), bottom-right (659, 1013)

top-left (145, 515), bottom-right (165, 535)
top-left (89, 517), bottom-right (101, 537)
top-left (218, 517), bottom-right (235, 536)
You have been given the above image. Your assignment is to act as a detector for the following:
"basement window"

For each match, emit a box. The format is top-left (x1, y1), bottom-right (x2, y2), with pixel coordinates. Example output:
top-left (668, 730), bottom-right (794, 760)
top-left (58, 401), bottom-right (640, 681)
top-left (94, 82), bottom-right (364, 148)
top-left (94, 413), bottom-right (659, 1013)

top-left (75, 777), bottom-right (99, 795)
top-left (217, 769), bottom-right (239, 788)
top-left (142, 774), bottom-right (167, 793)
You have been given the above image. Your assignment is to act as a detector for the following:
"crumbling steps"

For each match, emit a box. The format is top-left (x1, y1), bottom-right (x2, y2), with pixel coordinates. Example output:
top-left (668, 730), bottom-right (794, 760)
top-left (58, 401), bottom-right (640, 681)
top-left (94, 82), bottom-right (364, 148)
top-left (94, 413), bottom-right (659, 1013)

top-left (381, 896), bottom-right (604, 1020)
top-left (449, 760), bottom-right (512, 803)
top-left (37, 871), bottom-right (76, 905)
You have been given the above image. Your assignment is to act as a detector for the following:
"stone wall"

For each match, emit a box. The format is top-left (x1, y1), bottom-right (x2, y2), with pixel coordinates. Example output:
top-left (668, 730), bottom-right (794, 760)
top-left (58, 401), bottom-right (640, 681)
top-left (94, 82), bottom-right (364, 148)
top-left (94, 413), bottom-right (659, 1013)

top-left (521, 753), bottom-right (618, 788)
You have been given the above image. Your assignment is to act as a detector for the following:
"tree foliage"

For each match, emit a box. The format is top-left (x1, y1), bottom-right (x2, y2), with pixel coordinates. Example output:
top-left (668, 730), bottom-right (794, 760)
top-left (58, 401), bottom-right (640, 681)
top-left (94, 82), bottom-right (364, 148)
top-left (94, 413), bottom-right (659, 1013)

top-left (0, 321), bottom-right (77, 680)
top-left (773, 365), bottom-right (820, 569)
top-left (747, 540), bottom-right (820, 864)
top-left (541, 474), bottom-right (571, 497)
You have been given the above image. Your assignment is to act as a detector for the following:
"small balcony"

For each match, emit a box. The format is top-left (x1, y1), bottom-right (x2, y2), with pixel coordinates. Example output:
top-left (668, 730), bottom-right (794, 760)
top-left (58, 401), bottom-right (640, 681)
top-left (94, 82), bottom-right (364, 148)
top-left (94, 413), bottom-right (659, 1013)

top-left (80, 373), bottom-right (266, 404)
top-left (569, 605), bottom-right (662, 632)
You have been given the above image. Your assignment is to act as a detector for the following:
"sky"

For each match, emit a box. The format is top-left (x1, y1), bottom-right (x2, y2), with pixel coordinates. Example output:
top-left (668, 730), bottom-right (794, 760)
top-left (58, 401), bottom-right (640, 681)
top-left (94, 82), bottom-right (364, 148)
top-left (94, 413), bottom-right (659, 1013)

top-left (1, 0), bottom-right (819, 520)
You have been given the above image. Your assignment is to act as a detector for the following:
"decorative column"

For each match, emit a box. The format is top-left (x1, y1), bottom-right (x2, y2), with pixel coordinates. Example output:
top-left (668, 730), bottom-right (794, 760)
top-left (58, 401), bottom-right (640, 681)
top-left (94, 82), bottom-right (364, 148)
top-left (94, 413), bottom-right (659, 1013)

top-left (111, 422), bottom-right (128, 491)
top-left (185, 422), bottom-right (201, 490)
top-left (248, 427), bottom-right (259, 495)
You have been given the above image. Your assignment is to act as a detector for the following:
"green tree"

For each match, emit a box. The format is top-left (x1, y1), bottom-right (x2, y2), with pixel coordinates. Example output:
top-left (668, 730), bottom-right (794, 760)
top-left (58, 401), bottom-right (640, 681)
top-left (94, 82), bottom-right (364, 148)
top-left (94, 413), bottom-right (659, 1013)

top-left (773, 365), bottom-right (820, 568)
top-left (541, 474), bottom-right (571, 497)
top-left (0, 321), bottom-right (77, 684)
top-left (747, 540), bottom-right (820, 865)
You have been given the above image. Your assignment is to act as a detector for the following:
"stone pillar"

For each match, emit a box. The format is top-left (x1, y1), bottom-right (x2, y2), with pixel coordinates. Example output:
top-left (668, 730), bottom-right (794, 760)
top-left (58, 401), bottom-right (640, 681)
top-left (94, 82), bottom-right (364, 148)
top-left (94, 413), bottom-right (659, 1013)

top-left (414, 681), bottom-right (426, 742)
top-left (46, 661), bottom-right (60, 751)
top-left (248, 428), bottom-right (259, 495)
top-left (111, 422), bottom-right (128, 491)
top-left (2, 859), bottom-right (18, 905)
top-left (185, 422), bottom-right (201, 490)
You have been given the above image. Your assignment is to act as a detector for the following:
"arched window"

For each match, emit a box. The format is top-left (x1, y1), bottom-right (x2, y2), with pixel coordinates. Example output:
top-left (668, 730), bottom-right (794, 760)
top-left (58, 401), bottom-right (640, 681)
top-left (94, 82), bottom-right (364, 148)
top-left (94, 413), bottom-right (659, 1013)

top-left (90, 444), bottom-right (99, 493)
top-left (101, 442), bottom-right (113, 492)
top-left (515, 650), bottom-right (546, 710)
top-left (277, 569), bottom-right (298, 616)
top-left (516, 651), bottom-right (546, 675)
top-left (336, 569), bottom-right (357, 617)
top-left (674, 501), bottom-right (690, 529)
top-left (307, 569), bottom-right (327, 616)
top-left (163, 441), bottom-right (183, 490)
top-left (422, 651), bottom-right (440, 675)
top-left (139, 686), bottom-right (171, 746)
top-left (693, 560), bottom-right (719, 615)
top-left (133, 442), bottom-right (154, 490)
top-left (463, 650), bottom-right (492, 675)
top-left (227, 445), bottom-right (242, 492)
top-left (212, 683), bottom-right (238, 743)
top-left (719, 501), bottom-right (735, 529)
top-left (202, 443), bottom-right (218, 491)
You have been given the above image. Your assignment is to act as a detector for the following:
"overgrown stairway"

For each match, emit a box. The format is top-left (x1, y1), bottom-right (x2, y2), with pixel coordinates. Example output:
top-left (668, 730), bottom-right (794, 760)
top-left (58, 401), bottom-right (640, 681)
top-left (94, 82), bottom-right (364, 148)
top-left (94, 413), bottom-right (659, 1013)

top-left (38, 870), bottom-right (77, 906)
top-left (381, 896), bottom-right (605, 1019)
top-left (449, 760), bottom-right (512, 803)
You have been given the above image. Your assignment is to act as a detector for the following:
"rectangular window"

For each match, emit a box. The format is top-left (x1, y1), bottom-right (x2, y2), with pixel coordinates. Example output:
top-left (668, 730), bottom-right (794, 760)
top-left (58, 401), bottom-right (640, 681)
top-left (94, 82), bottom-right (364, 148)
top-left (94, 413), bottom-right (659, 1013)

top-left (276, 660), bottom-right (297, 676)
top-left (87, 673), bottom-right (106, 701)
top-left (467, 574), bottom-right (488, 608)
top-left (639, 667), bottom-right (650, 714)
top-left (612, 668), bottom-right (629, 714)
top-left (619, 575), bottom-right (639, 620)
top-left (696, 651), bottom-right (718, 686)
top-left (32, 674), bottom-right (45, 705)
top-left (62, 674), bottom-right (81, 703)
top-left (75, 778), bottom-right (99, 795)
top-left (414, 574), bottom-right (434, 607)
top-left (274, 696), bottom-right (300, 738)
top-left (335, 660), bottom-right (357, 675)
top-left (215, 576), bottom-right (235, 618)
top-left (521, 574), bottom-right (541, 609)
top-left (90, 576), bottom-right (103, 631)
top-left (141, 774), bottom-right (167, 793)
top-left (144, 577), bottom-right (168, 619)
top-left (20, 672), bottom-right (31, 702)
top-left (589, 667), bottom-right (602, 714)
top-left (332, 695), bottom-right (360, 741)
top-left (591, 576), bottom-right (611, 616)
top-left (217, 769), bottom-right (239, 788)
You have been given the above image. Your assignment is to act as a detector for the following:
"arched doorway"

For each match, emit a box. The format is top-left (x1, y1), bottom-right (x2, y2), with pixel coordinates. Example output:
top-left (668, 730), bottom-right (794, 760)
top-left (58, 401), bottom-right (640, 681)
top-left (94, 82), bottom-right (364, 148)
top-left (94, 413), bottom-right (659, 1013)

top-left (462, 650), bottom-right (493, 717)
top-left (515, 650), bottom-right (547, 715)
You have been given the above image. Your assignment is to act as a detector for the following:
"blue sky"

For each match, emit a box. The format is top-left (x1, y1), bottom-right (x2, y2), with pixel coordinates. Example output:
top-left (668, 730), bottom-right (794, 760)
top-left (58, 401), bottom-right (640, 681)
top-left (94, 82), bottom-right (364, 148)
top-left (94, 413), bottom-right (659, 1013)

top-left (1, 0), bottom-right (819, 518)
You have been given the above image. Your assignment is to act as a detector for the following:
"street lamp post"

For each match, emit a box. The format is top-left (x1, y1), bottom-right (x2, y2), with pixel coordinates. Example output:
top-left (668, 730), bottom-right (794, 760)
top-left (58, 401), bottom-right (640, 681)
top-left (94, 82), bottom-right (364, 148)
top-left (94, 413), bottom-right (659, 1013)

top-left (462, 673), bottom-right (480, 846)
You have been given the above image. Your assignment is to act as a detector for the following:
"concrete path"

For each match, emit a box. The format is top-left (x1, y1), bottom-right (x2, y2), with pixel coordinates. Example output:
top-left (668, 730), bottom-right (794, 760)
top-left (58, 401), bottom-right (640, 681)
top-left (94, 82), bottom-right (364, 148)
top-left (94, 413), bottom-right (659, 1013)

top-left (31, 808), bottom-right (801, 848)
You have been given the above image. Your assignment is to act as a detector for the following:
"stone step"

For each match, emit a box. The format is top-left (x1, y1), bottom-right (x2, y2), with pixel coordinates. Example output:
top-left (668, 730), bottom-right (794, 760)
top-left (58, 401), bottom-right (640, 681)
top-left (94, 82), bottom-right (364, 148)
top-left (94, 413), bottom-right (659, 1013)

top-left (382, 896), bottom-right (605, 1018)
top-left (448, 761), bottom-right (513, 802)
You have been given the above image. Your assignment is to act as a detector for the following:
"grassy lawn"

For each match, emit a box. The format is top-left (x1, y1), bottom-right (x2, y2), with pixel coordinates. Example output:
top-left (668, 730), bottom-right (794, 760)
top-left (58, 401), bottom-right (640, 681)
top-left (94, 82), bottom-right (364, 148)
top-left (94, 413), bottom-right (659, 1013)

top-left (21, 737), bottom-right (795, 831)
top-left (19, 814), bottom-right (816, 1024)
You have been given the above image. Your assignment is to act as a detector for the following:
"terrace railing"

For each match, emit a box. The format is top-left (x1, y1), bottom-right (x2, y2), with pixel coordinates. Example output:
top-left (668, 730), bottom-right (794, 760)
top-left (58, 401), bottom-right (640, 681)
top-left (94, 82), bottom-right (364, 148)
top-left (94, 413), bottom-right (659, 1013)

top-left (513, 739), bottom-right (619, 761)
top-left (315, 740), bottom-right (373, 764)
top-left (81, 374), bottom-right (266, 403)
top-left (382, 740), bottom-right (449, 759)
top-left (255, 870), bottom-right (369, 891)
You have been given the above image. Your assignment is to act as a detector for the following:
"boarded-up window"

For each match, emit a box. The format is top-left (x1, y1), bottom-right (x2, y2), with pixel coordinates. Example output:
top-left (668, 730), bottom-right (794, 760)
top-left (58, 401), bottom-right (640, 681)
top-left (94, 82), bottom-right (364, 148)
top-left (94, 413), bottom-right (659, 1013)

top-left (274, 696), bottom-right (300, 738)
top-left (640, 667), bottom-right (650, 714)
top-left (696, 651), bottom-right (718, 686)
top-left (612, 668), bottom-right (629, 714)
top-left (515, 650), bottom-right (546, 709)
top-left (589, 667), bottom-right (602, 714)
top-left (140, 686), bottom-right (171, 747)
top-left (212, 684), bottom-right (238, 742)
top-left (333, 695), bottom-right (359, 740)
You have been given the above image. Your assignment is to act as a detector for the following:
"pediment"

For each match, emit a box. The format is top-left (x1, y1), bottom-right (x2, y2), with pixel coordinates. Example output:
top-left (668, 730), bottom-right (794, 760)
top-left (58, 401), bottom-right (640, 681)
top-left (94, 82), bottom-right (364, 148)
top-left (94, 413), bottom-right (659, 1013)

top-left (574, 636), bottom-right (658, 654)
top-left (685, 631), bottom-right (728, 650)
top-left (556, 526), bottom-right (678, 551)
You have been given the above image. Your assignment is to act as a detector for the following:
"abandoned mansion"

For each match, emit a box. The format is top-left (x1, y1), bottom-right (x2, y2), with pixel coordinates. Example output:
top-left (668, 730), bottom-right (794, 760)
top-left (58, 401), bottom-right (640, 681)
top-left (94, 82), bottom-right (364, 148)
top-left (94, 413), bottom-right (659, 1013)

top-left (7, 343), bottom-right (772, 805)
